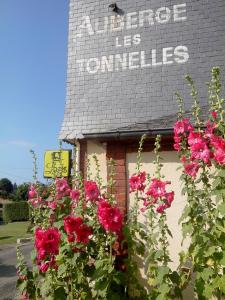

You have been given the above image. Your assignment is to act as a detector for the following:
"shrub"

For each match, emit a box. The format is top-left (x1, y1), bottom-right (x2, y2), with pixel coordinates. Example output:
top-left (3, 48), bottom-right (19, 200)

top-left (3, 201), bottom-right (29, 223)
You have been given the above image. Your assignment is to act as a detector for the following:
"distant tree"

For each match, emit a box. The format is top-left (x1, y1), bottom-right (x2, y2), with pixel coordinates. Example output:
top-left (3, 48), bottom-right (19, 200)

top-left (0, 178), bottom-right (13, 195)
top-left (13, 183), bottom-right (30, 201)
top-left (13, 182), bottom-right (18, 192)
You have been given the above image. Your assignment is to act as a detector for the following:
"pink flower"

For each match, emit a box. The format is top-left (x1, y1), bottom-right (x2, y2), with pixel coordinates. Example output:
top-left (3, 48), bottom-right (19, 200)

top-left (21, 292), bottom-right (29, 300)
top-left (173, 142), bottom-right (181, 152)
top-left (165, 192), bottom-right (174, 208)
top-left (64, 216), bottom-right (83, 235)
top-left (188, 132), bottom-right (203, 146)
top-left (84, 180), bottom-right (100, 201)
top-left (28, 185), bottom-right (37, 199)
top-left (129, 172), bottom-right (146, 192)
top-left (98, 200), bottom-right (123, 233)
top-left (156, 204), bottom-right (166, 214)
top-left (214, 148), bottom-right (225, 165)
top-left (48, 201), bottom-right (57, 210)
top-left (190, 142), bottom-right (212, 164)
top-left (55, 178), bottom-right (71, 200)
top-left (70, 189), bottom-right (80, 201)
top-left (173, 118), bottom-right (193, 136)
top-left (184, 162), bottom-right (200, 178)
top-left (146, 179), bottom-right (169, 199)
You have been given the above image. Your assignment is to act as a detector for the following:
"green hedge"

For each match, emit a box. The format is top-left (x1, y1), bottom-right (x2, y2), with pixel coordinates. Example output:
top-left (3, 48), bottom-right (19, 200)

top-left (3, 201), bottom-right (29, 223)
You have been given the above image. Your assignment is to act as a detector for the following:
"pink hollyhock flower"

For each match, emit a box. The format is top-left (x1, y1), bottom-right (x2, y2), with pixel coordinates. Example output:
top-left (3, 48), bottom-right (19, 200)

top-left (214, 148), bottom-right (225, 165)
top-left (39, 262), bottom-right (50, 273)
top-left (129, 171), bottom-right (146, 192)
top-left (63, 216), bottom-right (83, 235)
top-left (156, 204), bottom-right (166, 214)
top-left (190, 142), bottom-right (212, 164)
top-left (21, 292), bottom-right (29, 300)
top-left (146, 179), bottom-right (170, 199)
top-left (173, 142), bottom-right (181, 152)
top-left (165, 192), bottom-right (174, 208)
top-left (184, 162), bottom-right (200, 178)
top-left (70, 189), bottom-right (80, 201)
top-left (28, 185), bottom-right (37, 199)
top-left (55, 178), bottom-right (71, 200)
top-left (210, 135), bottom-right (225, 149)
top-left (173, 118), bottom-right (193, 136)
top-left (76, 224), bottom-right (93, 244)
top-left (98, 200), bottom-right (123, 233)
top-left (188, 132), bottom-right (204, 146)
top-left (84, 180), bottom-right (100, 201)
top-left (48, 201), bottom-right (57, 210)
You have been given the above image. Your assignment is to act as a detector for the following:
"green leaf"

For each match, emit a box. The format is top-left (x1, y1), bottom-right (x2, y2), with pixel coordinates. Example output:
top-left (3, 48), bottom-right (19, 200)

top-left (57, 264), bottom-right (67, 278)
top-left (200, 268), bottom-right (213, 281)
top-left (204, 246), bottom-right (217, 258)
top-left (156, 266), bottom-right (170, 285)
top-left (218, 202), bottom-right (225, 215)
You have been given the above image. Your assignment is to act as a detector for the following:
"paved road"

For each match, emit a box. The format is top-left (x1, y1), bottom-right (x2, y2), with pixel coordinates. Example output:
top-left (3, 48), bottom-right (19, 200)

top-left (0, 243), bottom-right (33, 300)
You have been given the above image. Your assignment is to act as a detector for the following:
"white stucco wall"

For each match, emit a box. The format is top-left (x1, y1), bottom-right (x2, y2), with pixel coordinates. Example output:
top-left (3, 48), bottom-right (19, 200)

top-left (126, 151), bottom-right (188, 270)
top-left (87, 141), bottom-right (107, 186)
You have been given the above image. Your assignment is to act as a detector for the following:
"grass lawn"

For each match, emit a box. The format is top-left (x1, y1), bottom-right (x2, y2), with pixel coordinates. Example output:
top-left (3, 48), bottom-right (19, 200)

top-left (0, 221), bottom-right (31, 245)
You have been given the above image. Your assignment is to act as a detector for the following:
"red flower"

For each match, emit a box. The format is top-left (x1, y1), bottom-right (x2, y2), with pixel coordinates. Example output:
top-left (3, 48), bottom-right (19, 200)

top-left (39, 262), bottom-right (50, 273)
top-left (35, 227), bottom-right (60, 261)
top-left (98, 200), bottom-right (123, 233)
top-left (156, 204), bottom-right (166, 214)
top-left (129, 172), bottom-right (146, 192)
top-left (211, 111), bottom-right (217, 119)
top-left (165, 192), bottom-right (174, 208)
top-left (84, 180), bottom-right (100, 201)
top-left (184, 162), bottom-right (200, 178)
top-left (64, 216), bottom-right (83, 235)
top-left (76, 224), bottom-right (93, 244)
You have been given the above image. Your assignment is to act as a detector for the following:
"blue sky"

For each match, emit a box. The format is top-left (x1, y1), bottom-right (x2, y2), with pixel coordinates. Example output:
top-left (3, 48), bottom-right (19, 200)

top-left (0, 0), bottom-right (71, 184)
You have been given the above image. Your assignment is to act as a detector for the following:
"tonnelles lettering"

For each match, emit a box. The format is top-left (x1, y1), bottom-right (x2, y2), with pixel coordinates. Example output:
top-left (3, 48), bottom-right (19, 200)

top-left (76, 46), bottom-right (189, 74)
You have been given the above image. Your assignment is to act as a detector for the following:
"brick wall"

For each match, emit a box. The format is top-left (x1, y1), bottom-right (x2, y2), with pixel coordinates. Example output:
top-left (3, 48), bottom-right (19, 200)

top-left (106, 142), bottom-right (127, 214)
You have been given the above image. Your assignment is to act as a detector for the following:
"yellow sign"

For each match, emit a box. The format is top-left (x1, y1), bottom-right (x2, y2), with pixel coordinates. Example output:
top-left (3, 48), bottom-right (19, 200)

top-left (44, 150), bottom-right (71, 178)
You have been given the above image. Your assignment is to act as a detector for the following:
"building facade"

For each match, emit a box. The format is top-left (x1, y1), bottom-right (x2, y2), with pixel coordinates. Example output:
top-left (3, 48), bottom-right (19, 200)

top-left (60, 0), bottom-right (225, 277)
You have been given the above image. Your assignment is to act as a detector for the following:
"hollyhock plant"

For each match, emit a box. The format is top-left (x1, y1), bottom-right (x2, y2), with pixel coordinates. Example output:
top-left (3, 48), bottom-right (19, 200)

top-left (84, 180), bottom-right (100, 201)
top-left (129, 171), bottom-right (146, 192)
top-left (98, 200), bottom-right (123, 233)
